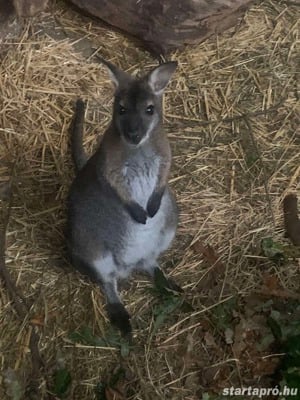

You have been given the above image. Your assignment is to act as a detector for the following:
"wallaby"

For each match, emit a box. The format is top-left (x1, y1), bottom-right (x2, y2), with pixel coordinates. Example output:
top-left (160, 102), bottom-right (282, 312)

top-left (66, 59), bottom-right (181, 337)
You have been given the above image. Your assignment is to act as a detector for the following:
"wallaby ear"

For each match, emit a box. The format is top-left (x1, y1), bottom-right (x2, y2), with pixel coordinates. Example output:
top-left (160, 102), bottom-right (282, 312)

top-left (147, 61), bottom-right (177, 95)
top-left (97, 56), bottom-right (131, 88)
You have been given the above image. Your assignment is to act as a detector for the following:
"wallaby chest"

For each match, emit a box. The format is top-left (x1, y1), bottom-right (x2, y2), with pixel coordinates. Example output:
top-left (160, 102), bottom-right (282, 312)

top-left (121, 187), bottom-right (177, 266)
top-left (121, 150), bottom-right (160, 209)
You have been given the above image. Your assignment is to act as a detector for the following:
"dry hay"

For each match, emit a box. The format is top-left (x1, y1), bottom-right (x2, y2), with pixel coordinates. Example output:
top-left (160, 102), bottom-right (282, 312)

top-left (0, 0), bottom-right (299, 399)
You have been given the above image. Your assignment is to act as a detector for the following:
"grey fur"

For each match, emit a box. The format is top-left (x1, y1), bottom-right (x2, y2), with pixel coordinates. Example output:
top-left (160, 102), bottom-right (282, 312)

top-left (66, 60), bottom-right (179, 336)
top-left (70, 99), bottom-right (88, 172)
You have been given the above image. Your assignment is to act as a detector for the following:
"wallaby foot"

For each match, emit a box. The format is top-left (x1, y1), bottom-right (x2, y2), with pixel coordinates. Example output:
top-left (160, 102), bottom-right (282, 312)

top-left (145, 263), bottom-right (183, 293)
top-left (154, 267), bottom-right (183, 293)
top-left (106, 302), bottom-right (132, 338)
top-left (101, 276), bottom-right (132, 337)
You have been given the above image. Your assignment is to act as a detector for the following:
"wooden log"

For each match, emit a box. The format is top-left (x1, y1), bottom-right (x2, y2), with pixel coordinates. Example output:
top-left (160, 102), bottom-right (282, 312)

top-left (69, 0), bottom-right (254, 54)
top-left (0, 0), bottom-right (18, 41)
top-left (13, 0), bottom-right (48, 17)
top-left (283, 194), bottom-right (300, 246)
top-left (0, 0), bottom-right (14, 22)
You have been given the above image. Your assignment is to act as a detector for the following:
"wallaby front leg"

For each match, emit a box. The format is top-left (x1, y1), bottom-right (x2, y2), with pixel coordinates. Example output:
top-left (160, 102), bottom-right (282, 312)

top-left (125, 201), bottom-right (147, 224)
top-left (147, 186), bottom-right (165, 218)
top-left (103, 168), bottom-right (147, 224)
top-left (147, 158), bottom-right (170, 218)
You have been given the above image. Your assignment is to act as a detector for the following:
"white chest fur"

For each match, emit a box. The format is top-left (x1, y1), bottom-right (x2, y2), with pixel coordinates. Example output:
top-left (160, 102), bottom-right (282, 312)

top-left (120, 152), bottom-right (175, 267)
top-left (122, 154), bottom-right (160, 209)
top-left (122, 192), bottom-right (176, 267)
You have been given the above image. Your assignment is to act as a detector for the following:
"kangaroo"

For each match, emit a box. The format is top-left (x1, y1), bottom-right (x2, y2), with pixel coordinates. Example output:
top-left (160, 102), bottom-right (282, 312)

top-left (66, 59), bottom-right (180, 337)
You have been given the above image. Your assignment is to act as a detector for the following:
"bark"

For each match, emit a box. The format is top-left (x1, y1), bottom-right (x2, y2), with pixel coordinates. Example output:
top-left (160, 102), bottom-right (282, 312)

top-left (283, 194), bottom-right (300, 246)
top-left (69, 0), bottom-right (254, 54)
top-left (13, 0), bottom-right (48, 17)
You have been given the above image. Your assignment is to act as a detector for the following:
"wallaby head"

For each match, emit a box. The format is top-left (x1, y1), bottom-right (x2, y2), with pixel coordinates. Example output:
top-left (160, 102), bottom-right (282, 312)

top-left (99, 58), bottom-right (177, 146)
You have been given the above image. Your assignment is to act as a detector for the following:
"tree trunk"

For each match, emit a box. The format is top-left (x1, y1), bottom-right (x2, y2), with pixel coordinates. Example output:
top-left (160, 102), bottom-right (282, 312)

top-left (13, 0), bottom-right (48, 17)
top-left (69, 0), bottom-right (254, 54)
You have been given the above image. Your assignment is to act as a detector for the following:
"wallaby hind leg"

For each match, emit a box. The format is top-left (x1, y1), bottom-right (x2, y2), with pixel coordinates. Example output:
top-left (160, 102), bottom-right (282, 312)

top-left (141, 261), bottom-right (183, 293)
top-left (92, 256), bottom-right (132, 338)
top-left (102, 279), bottom-right (132, 338)
top-left (71, 254), bottom-right (132, 337)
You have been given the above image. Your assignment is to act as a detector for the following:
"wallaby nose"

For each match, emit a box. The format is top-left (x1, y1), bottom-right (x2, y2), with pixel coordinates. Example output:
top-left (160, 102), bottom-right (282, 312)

top-left (125, 131), bottom-right (141, 145)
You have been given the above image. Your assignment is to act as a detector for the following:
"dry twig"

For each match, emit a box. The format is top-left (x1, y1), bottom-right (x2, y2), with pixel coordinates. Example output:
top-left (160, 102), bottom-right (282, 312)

top-left (0, 165), bottom-right (44, 398)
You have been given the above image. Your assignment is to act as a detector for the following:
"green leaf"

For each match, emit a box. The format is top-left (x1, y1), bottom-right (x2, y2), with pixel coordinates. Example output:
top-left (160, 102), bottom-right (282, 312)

top-left (246, 153), bottom-right (259, 168)
top-left (256, 333), bottom-right (275, 352)
top-left (53, 368), bottom-right (71, 398)
top-left (95, 382), bottom-right (107, 400)
top-left (260, 299), bottom-right (274, 312)
top-left (152, 295), bottom-right (183, 333)
top-left (261, 237), bottom-right (285, 263)
top-left (108, 367), bottom-right (126, 387)
top-left (153, 268), bottom-right (183, 297)
top-left (211, 297), bottom-right (237, 331)
top-left (120, 338), bottom-right (130, 358)
top-left (153, 268), bottom-right (171, 295)
top-left (277, 333), bottom-right (300, 396)
top-left (69, 326), bottom-right (122, 347)
top-left (152, 268), bottom-right (184, 297)
top-left (270, 309), bottom-right (281, 321)
top-left (282, 244), bottom-right (300, 259)
top-left (285, 370), bottom-right (300, 386)
top-left (285, 335), bottom-right (300, 357)
top-left (95, 368), bottom-right (126, 400)
top-left (69, 326), bottom-right (132, 356)
top-left (150, 268), bottom-right (192, 333)
top-left (267, 316), bottom-right (283, 341)
top-left (281, 322), bottom-right (300, 340)
top-left (282, 334), bottom-right (300, 369)
top-left (282, 371), bottom-right (300, 399)
top-left (69, 326), bottom-right (107, 346)
top-left (3, 369), bottom-right (24, 400)
top-left (201, 394), bottom-right (225, 400)
top-left (180, 299), bottom-right (194, 313)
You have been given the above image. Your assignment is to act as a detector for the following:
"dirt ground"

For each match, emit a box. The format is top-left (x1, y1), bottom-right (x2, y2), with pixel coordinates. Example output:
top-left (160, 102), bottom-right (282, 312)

top-left (0, 0), bottom-right (299, 399)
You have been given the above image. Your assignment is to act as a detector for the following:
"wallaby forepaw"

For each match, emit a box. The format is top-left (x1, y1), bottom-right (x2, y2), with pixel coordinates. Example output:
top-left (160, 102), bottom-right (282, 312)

top-left (147, 198), bottom-right (160, 218)
top-left (126, 202), bottom-right (147, 224)
top-left (147, 188), bottom-right (164, 218)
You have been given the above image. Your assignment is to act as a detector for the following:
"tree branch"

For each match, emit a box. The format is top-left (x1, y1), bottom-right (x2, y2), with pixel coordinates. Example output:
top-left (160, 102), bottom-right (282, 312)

top-left (0, 164), bottom-right (44, 398)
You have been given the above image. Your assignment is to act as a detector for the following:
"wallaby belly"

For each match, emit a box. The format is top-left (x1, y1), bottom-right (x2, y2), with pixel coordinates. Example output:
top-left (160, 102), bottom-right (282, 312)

top-left (67, 167), bottom-right (177, 277)
top-left (121, 189), bottom-right (177, 266)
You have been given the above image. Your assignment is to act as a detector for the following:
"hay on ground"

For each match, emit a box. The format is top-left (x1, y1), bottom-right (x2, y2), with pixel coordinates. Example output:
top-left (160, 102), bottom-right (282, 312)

top-left (0, 1), bottom-right (299, 398)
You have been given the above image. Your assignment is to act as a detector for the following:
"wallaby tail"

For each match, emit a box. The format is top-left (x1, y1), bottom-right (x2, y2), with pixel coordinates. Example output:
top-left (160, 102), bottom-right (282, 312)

top-left (70, 99), bottom-right (88, 172)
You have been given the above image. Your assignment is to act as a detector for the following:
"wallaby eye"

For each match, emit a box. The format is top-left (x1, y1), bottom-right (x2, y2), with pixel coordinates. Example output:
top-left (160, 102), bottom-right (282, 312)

top-left (146, 105), bottom-right (154, 115)
top-left (119, 105), bottom-right (126, 115)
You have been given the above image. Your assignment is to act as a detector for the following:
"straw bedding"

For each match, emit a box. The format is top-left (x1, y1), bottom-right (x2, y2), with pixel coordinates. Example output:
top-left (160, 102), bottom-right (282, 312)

top-left (0, 0), bottom-right (299, 398)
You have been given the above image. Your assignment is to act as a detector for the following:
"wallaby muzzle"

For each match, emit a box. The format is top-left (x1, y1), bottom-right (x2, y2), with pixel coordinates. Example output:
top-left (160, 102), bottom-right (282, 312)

top-left (120, 117), bottom-right (147, 145)
top-left (124, 131), bottom-right (142, 145)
